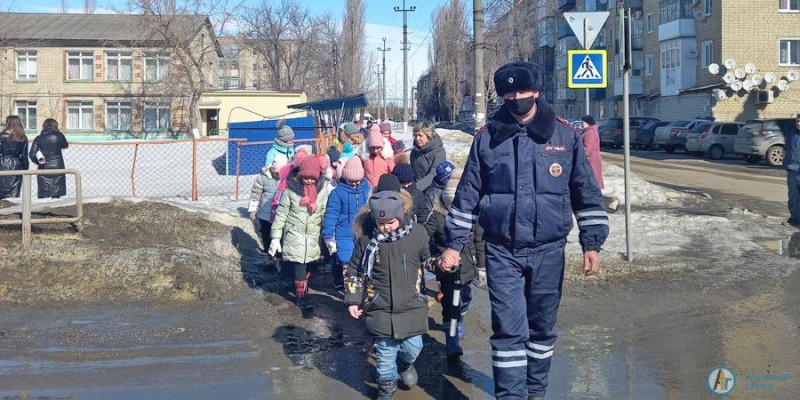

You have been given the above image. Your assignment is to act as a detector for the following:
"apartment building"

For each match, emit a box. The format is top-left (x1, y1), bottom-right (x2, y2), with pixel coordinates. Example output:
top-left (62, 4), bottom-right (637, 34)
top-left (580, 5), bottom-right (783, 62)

top-left (601, 0), bottom-right (799, 121)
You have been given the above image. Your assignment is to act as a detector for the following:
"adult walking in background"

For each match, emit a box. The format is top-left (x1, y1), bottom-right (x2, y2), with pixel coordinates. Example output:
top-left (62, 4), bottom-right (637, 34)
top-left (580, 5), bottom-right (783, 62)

top-left (579, 115), bottom-right (604, 190)
top-left (441, 61), bottom-right (609, 399)
top-left (410, 122), bottom-right (446, 191)
top-left (29, 118), bottom-right (68, 199)
top-left (0, 115), bottom-right (29, 199)
top-left (783, 114), bottom-right (800, 227)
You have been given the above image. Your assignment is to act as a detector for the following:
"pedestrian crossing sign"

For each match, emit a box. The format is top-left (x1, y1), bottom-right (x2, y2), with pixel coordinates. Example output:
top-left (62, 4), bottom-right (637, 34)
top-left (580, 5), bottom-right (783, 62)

top-left (567, 50), bottom-right (607, 88)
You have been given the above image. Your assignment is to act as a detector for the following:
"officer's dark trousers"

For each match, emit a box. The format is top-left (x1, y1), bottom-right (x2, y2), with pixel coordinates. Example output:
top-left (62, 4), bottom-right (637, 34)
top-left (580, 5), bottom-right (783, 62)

top-left (486, 242), bottom-right (565, 399)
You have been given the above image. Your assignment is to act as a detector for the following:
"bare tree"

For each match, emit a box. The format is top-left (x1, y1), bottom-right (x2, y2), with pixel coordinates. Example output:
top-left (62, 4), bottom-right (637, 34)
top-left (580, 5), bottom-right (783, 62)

top-left (125, 0), bottom-right (241, 132)
top-left (485, 0), bottom-right (534, 63)
top-left (237, 0), bottom-right (325, 93)
top-left (430, 0), bottom-right (470, 121)
top-left (340, 0), bottom-right (366, 95)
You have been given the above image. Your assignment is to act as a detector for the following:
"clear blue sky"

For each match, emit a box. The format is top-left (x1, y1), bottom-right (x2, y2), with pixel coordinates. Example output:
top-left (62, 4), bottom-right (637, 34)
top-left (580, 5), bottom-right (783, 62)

top-left (19, 0), bottom-right (454, 100)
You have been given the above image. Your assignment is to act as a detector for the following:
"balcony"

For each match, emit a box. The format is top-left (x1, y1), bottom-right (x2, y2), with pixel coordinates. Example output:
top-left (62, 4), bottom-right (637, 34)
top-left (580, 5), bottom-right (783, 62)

top-left (557, 0), bottom-right (576, 11)
top-left (613, 76), bottom-right (644, 96)
top-left (557, 23), bottom-right (575, 39)
top-left (658, 18), bottom-right (696, 41)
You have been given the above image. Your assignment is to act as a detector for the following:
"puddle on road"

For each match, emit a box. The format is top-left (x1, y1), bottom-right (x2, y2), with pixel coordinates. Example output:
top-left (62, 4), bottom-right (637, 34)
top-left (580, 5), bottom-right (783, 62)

top-left (0, 376), bottom-right (271, 400)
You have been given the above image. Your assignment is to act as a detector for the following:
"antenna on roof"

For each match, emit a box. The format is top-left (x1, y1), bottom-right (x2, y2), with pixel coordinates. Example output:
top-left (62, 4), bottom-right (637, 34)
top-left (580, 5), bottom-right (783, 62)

top-left (61, 0), bottom-right (69, 13)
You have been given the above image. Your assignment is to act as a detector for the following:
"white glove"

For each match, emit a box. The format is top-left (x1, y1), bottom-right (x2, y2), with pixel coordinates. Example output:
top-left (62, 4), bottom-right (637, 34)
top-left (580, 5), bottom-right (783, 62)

top-left (268, 238), bottom-right (282, 256)
top-left (325, 239), bottom-right (337, 254)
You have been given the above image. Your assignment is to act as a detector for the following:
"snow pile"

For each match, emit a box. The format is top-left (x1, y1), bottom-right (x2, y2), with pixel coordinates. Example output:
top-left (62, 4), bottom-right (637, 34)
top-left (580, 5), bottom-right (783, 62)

top-left (601, 162), bottom-right (689, 207)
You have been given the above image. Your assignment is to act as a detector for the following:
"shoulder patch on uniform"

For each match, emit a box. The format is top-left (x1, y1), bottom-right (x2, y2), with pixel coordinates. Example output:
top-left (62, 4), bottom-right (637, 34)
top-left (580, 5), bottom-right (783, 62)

top-left (544, 144), bottom-right (568, 153)
top-left (475, 125), bottom-right (489, 137)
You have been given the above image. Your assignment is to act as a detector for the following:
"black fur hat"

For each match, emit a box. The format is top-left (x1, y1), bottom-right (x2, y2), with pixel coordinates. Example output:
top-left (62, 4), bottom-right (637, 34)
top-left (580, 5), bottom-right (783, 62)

top-left (494, 61), bottom-right (543, 96)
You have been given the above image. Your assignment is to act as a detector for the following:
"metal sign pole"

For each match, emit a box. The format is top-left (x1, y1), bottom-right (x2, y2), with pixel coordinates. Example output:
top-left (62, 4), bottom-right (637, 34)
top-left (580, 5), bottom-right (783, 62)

top-left (622, 7), bottom-right (633, 262)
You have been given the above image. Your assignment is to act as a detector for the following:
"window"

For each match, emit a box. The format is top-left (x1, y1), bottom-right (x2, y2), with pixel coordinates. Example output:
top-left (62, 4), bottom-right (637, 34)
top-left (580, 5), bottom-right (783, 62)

top-left (609, 62), bottom-right (615, 80)
top-left (660, 39), bottom-right (681, 86)
top-left (632, 52), bottom-right (643, 77)
top-left (646, 54), bottom-right (654, 76)
top-left (646, 14), bottom-right (653, 33)
top-left (780, 39), bottom-right (800, 65)
top-left (67, 101), bottom-right (93, 130)
top-left (145, 54), bottom-right (170, 82)
top-left (704, 0), bottom-right (713, 15)
top-left (16, 51), bottom-right (37, 80)
top-left (779, 0), bottom-right (799, 11)
top-left (144, 102), bottom-right (170, 131)
top-left (701, 41), bottom-right (713, 68)
top-left (16, 101), bottom-right (36, 129)
top-left (67, 52), bottom-right (93, 80)
top-left (106, 52), bottom-right (132, 81)
top-left (106, 101), bottom-right (132, 131)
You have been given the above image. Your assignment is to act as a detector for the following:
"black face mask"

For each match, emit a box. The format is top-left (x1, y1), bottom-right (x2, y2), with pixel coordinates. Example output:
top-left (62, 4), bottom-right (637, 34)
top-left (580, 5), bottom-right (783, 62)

top-left (505, 97), bottom-right (536, 116)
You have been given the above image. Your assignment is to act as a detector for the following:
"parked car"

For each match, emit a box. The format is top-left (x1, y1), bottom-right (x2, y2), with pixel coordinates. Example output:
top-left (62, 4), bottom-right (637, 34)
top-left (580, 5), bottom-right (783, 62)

top-left (683, 121), bottom-right (715, 156)
top-left (598, 118), bottom-right (622, 147)
top-left (733, 118), bottom-right (796, 166)
top-left (684, 121), bottom-right (743, 159)
top-left (653, 120), bottom-right (709, 153)
top-left (633, 120), bottom-right (671, 149)
top-left (611, 117), bottom-right (661, 147)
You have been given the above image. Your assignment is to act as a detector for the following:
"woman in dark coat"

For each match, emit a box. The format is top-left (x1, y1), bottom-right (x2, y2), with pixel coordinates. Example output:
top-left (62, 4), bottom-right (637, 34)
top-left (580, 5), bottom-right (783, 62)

top-left (0, 115), bottom-right (29, 199)
top-left (409, 121), bottom-right (446, 191)
top-left (29, 118), bottom-right (69, 198)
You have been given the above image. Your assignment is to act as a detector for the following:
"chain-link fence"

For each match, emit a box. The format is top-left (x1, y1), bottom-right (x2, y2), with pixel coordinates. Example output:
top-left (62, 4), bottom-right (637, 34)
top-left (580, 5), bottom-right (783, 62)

top-left (57, 136), bottom-right (329, 201)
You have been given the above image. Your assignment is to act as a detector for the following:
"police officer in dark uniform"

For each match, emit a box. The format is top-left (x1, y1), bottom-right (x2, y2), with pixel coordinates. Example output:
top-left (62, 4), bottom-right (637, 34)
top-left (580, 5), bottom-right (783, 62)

top-left (439, 61), bottom-right (609, 399)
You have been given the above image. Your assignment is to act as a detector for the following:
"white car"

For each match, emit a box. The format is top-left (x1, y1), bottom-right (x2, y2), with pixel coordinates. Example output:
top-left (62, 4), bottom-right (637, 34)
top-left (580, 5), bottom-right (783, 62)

top-left (653, 120), bottom-right (711, 153)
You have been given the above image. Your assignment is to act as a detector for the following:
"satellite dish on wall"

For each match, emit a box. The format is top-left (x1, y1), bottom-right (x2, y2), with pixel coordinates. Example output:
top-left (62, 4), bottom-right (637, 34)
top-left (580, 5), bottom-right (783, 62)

top-left (724, 58), bottom-right (737, 69)
top-left (734, 68), bottom-right (746, 79)
top-left (730, 81), bottom-right (743, 91)
top-left (751, 74), bottom-right (764, 85)
top-left (708, 63), bottom-right (720, 75)
top-left (742, 80), bottom-right (754, 91)
top-left (786, 70), bottom-right (798, 81)
top-left (777, 79), bottom-right (789, 91)
top-left (722, 72), bottom-right (736, 84)
top-left (744, 63), bottom-right (757, 74)
top-left (764, 72), bottom-right (777, 83)
top-left (712, 89), bottom-right (727, 100)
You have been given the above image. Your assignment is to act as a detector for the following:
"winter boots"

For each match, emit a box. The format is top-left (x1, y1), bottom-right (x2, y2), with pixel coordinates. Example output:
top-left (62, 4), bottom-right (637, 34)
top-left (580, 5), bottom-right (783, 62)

top-left (398, 362), bottom-right (418, 387)
top-left (294, 273), bottom-right (313, 310)
top-left (376, 379), bottom-right (397, 400)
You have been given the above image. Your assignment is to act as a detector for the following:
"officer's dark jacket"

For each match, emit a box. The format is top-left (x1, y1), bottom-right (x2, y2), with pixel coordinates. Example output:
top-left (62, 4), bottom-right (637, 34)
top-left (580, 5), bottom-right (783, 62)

top-left (445, 98), bottom-right (609, 253)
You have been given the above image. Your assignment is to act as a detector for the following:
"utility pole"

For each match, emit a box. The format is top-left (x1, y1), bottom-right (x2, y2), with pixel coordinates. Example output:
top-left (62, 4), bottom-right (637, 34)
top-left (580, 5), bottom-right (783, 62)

top-left (394, 0), bottom-right (415, 125)
top-left (378, 38), bottom-right (391, 122)
top-left (473, 0), bottom-right (486, 127)
top-left (374, 65), bottom-right (382, 120)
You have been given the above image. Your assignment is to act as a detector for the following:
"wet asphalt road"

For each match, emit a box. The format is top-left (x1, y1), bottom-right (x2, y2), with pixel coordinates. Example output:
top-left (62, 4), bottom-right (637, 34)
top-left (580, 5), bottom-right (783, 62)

top-left (1, 252), bottom-right (798, 399)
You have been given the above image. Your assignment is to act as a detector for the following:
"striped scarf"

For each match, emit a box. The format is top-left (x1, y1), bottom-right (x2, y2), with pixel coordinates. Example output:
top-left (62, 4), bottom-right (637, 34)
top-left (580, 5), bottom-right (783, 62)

top-left (361, 221), bottom-right (414, 280)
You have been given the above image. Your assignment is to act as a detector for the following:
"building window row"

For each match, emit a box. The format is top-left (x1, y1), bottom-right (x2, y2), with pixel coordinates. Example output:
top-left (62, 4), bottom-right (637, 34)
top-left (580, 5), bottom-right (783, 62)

top-left (17, 50), bottom-right (169, 82)
top-left (62, 100), bottom-right (171, 132)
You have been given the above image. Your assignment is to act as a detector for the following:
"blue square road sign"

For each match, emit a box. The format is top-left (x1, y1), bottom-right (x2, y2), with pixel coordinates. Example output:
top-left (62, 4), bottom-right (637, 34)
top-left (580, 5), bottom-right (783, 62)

top-left (567, 50), bottom-right (607, 89)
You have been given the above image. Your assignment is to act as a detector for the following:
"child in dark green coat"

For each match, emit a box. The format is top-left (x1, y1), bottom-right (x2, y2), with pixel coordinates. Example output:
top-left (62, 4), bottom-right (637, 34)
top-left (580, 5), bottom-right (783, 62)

top-left (344, 175), bottom-right (435, 399)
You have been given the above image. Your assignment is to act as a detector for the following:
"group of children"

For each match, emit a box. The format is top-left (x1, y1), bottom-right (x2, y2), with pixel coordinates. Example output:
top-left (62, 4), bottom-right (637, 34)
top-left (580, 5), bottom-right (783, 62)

top-left (248, 120), bottom-right (483, 400)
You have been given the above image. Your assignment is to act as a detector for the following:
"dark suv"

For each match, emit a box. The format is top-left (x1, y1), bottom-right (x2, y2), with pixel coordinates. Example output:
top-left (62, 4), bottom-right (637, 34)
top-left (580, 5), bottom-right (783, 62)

top-left (601, 117), bottom-right (660, 147)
